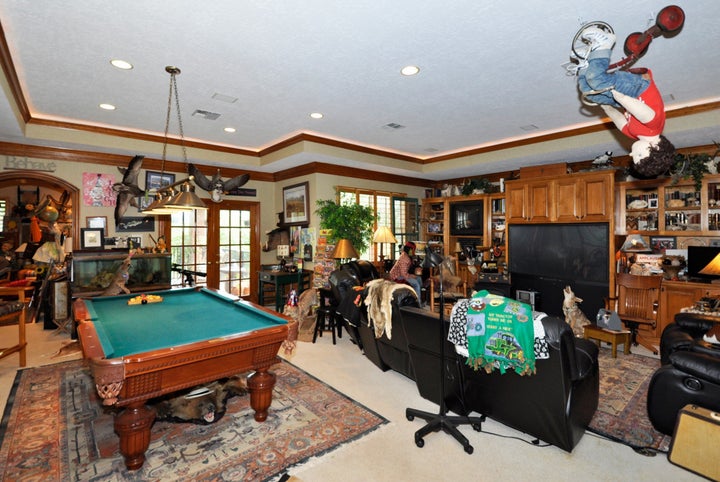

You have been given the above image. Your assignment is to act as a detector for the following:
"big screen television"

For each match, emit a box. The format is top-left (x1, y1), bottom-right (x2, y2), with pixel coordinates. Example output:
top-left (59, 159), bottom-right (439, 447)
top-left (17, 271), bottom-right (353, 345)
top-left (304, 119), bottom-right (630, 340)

top-left (508, 223), bottom-right (609, 318)
top-left (686, 245), bottom-right (720, 282)
top-left (450, 200), bottom-right (484, 236)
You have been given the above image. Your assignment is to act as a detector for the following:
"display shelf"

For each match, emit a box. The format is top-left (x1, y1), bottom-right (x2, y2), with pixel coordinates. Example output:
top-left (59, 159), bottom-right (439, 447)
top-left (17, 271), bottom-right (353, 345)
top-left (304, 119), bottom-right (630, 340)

top-left (617, 174), bottom-right (720, 238)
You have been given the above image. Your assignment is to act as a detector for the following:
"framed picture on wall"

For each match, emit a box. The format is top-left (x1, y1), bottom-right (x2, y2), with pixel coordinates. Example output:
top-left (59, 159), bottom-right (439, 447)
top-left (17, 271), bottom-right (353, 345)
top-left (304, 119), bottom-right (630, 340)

top-left (86, 216), bottom-right (107, 236)
top-left (80, 228), bottom-right (104, 250)
top-left (116, 216), bottom-right (155, 232)
top-left (145, 171), bottom-right (175, 191)
top-left (650, 236), bottom-right (677, 252)
top-left (283, 182), bottom-right (309, 226)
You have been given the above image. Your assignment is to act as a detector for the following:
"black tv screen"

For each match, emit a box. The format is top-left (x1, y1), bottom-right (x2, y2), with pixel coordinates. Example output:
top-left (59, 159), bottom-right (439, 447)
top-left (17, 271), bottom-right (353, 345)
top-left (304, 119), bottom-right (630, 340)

top-left (686, 245), bottom-right (720, 281)
top-left (508, 223), bottom-right (609, 283)
top-left (450, 200), bottom-right (484, 236)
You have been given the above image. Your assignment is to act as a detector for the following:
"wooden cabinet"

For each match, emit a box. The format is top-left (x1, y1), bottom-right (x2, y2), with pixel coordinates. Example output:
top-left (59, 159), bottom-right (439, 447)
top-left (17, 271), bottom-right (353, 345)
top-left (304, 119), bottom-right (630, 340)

top-left (506, 170), bottom-right (614, 224)
top-left (658, 280), bottom-right (720, 344)
top-left (420, 192), bottom-right (506, 261)
top-left (616, 174), bottom-right (720, 239)
top-left (555, 172), bottom-right (612, 222)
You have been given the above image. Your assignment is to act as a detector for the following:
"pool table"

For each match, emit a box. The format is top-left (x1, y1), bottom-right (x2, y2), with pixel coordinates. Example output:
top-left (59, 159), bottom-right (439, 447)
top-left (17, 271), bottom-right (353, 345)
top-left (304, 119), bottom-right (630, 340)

top-left (74, 287), bottom-right (292, 471)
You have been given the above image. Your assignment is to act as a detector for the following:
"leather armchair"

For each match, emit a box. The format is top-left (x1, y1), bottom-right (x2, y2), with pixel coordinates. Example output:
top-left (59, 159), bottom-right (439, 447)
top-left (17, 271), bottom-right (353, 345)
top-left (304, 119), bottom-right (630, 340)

top-left (647, 312), bottom-right (720, 435)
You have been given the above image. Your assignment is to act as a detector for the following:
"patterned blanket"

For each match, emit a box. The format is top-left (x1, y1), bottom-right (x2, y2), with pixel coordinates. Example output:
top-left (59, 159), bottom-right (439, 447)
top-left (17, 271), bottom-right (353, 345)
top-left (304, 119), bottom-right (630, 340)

top-left (448, 291), bottom-right (542, 375)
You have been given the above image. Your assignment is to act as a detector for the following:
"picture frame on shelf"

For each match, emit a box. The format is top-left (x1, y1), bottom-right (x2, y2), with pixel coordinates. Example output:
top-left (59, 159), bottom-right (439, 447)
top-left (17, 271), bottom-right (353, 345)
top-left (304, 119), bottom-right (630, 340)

top-left (86, 216), bottom-right (107, 236)
top-left (80, 228), bottom-right (104, 250)
top-left (650, 236), bottom-right (677, 252)
top-left (648, 198), bottom-right (659, 209)
top-left (282, 182), bottom-right (309, 226)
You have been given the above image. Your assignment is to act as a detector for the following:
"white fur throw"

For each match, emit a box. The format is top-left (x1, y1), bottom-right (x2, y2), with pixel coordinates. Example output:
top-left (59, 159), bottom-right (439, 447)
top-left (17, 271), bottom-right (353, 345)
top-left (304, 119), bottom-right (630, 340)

top-left (364, 279), bottom-right (417, 339)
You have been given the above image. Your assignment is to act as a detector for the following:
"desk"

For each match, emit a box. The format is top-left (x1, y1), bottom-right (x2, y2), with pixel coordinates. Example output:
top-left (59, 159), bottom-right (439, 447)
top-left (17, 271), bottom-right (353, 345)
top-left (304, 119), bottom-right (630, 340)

top-left (74, 287), bottom-right (290, 470)
top-left (258, 269), bottom-right (311, 311)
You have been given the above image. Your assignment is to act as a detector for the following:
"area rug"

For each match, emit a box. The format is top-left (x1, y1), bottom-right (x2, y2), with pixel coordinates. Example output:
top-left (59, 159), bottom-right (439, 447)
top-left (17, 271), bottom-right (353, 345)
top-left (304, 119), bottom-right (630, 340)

top-left (587, 348), bottom-right (672, 453)
top-left (0, 359), bottom-right (387, 481)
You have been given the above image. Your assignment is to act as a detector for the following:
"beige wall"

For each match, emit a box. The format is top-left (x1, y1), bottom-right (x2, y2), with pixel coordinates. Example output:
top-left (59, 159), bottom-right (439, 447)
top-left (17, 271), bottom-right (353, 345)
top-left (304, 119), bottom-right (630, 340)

top-left (1, 155), bottom-right (428, 267)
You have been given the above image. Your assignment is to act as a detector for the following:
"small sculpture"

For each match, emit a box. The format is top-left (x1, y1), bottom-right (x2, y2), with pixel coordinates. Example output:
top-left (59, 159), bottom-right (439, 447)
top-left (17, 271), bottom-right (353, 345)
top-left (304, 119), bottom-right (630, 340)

top-left (562, 286), bottom-right (591, 337)
top-left (112, 155), bottom-right (145, 226)
top-left (188, 163), bottom-right (249, 203)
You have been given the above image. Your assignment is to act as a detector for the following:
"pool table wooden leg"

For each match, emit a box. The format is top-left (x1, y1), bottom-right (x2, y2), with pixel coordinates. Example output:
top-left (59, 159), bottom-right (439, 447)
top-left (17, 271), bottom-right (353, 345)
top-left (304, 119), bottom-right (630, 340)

top-left (247, 368), bottom-right (276, 422)
top-left (114, 401), bottom-right (155, 471)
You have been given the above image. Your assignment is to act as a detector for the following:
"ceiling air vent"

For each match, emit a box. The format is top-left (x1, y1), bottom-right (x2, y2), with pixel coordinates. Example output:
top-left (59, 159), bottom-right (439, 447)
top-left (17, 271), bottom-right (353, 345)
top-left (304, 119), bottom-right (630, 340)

top-left (382, 122), bottom-right (405, 130)
top-left (192, 110), bottom-right (221, 120)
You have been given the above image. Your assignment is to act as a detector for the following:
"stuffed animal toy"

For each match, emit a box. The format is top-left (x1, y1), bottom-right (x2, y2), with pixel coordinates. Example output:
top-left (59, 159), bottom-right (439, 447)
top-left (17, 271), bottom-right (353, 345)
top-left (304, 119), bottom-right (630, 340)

top-left (562, 286), bottom-right (591, 337)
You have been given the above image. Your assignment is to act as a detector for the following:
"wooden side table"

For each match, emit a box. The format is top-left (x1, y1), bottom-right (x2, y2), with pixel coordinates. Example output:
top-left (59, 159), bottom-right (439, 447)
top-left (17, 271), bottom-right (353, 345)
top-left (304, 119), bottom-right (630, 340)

top-left (583, 324), bottom-right (631, 358)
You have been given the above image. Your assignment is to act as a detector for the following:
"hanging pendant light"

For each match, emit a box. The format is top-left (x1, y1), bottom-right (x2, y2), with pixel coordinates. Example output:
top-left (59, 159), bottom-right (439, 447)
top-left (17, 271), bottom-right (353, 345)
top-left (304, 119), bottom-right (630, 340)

top-left (145, 66), bottom-right (206, 214)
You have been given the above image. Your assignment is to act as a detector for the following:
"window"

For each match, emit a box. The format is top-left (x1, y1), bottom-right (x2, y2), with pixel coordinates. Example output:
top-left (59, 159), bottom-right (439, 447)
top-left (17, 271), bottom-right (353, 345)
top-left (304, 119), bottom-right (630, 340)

top-left (337, 187), bottom-right (417, 261)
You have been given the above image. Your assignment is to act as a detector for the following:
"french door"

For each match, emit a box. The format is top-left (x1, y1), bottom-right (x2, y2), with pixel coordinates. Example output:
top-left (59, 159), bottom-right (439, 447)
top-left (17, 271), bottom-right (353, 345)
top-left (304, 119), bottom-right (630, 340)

top-left (168, 200), bottom-right (260, 300)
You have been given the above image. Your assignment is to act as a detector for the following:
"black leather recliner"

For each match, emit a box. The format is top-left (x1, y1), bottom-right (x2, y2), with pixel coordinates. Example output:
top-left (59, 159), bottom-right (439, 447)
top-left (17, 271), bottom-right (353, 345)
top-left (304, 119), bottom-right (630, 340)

top-left (398, 306), bottom-right (600, 452)
top-left (647, 312), bottom-right (720, 435)
top-left (329, 260), bottom-right (381, 350)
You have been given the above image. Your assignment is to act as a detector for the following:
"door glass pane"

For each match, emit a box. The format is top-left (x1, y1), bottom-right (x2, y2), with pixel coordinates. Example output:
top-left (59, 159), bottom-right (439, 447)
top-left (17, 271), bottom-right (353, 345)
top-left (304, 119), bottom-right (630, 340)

top-left (170, 210), bottom-right (208, 287)
top-left (218, 208), bottom-right (252, 297)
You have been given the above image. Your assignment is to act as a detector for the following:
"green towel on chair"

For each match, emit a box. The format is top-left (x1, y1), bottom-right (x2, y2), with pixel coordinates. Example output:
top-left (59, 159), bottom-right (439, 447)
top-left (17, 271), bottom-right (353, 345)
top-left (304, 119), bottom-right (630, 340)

top-left (466, 290), bottom-right (536, 375)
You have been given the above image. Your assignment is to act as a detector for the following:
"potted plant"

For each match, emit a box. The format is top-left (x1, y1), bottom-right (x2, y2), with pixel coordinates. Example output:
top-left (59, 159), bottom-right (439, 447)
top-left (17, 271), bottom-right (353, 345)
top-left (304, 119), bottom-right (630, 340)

top-left (461, 177), bottom-right (491, 195)
top-left (315, 199), bottom-right (376, 254)
top-left (671, 142), bottom-right (720, 191)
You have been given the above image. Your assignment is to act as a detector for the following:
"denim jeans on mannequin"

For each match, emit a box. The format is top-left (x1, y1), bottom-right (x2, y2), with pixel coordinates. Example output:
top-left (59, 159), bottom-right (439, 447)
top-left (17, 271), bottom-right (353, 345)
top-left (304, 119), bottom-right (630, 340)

top-left (577, 49), bottom-right (650, 107)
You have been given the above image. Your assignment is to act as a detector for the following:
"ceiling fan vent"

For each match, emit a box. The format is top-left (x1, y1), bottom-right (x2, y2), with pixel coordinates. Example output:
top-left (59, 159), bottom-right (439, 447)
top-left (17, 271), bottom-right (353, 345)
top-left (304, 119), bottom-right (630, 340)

top-left (192, 110), bottom-right (221, 120)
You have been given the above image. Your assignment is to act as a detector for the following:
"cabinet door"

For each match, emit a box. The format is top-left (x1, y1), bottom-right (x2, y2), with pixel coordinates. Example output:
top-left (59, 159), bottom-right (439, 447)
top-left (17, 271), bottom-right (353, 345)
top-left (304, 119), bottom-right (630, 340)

top-left (527, 182), bottom-right (552, 222)
top-left (582, 174), bottom-right (612, 221)
top-left (555, 178), bottom-right (581, 222)
top-left (506, 183), bottom-right (528, 222)
top-left (660, 282), bottom-right (704, 337)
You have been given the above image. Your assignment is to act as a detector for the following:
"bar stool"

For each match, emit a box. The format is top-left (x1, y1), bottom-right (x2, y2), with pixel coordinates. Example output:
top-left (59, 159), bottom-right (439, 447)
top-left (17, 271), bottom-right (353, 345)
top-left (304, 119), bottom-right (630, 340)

top-left (313, 288), bottom-right (340, 344)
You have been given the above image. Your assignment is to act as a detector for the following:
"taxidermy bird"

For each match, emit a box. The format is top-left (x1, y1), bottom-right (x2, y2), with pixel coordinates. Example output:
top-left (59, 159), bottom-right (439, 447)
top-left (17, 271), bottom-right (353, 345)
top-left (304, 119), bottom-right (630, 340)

top-left (592, 151), bottom-right (613, 166)
top-left (188, 163), bottom-right (250, 203)
top-left (113, 155), bottom-right (145, 226)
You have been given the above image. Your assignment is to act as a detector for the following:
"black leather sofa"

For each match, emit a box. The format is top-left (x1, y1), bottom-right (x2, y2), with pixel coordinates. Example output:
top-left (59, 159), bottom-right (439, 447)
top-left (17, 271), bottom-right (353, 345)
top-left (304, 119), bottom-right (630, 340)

top-left (399, 306), bottom-right (600, 452)
top-left (647, 312), bottom-right (720, 435)
top-left (330, 260), bottom-right (382, 349)
top-left (356, 283), bottom-right (420, 379)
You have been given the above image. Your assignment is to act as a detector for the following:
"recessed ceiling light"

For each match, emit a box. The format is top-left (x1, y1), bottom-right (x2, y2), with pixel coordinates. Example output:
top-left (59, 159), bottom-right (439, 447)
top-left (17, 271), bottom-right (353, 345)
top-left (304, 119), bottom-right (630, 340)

top-left (99, 103), bottom-right (116, 110)
top-left (224, 127), bottom-right (236, 133)
top-left (400, 65), bottom-right (420, 76)
top-left (110, 59), bottom-right (133, 70)
top-left (310, 112), bottom-right (323, 119)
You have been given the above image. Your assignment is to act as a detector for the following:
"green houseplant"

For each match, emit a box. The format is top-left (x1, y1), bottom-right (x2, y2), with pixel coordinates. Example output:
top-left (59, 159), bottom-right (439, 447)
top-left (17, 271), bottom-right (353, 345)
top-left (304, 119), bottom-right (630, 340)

top-left (315, 199), bottom-right (376, 254)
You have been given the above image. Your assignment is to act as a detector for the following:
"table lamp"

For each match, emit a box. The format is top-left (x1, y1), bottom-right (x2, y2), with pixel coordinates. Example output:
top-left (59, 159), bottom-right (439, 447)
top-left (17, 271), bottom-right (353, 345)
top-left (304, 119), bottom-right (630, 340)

top-left (332, 239), bottom-right (358, 262)
top-left (699, 253), bottom-right (720, 282)
top-left (620, 234), bottom-right (652, 252)
top-left (372, 226), bottom-right (397, 262)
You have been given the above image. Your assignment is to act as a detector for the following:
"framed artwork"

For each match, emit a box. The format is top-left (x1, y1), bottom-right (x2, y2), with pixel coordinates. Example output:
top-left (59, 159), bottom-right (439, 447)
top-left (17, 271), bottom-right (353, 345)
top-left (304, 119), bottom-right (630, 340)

top-left (283, 182), bottom-right (309, 226)
top-left (137, 194), bottom-right (154, 211)
top-left (80, 228), bottom-right (104, 250)
top-left (116, 216), bottom-right (155, 232)
top-left (145, 171), bottom-right (175, 191)
top-left (648, 198), bottom-right (659, 209)
top-left (86, 216), bottom-right (107, 236)
top-left (650, 236), bottom-right (677, 252)
top-left (82, 172), bottom-right (116, 207)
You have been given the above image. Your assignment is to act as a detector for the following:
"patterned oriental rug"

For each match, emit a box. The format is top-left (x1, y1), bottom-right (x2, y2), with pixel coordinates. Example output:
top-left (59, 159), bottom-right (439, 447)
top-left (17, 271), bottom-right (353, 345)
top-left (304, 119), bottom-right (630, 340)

top-left (0, 359), bottom-right (387, 481)
top-left (588, 348), bottom-right (672, 453)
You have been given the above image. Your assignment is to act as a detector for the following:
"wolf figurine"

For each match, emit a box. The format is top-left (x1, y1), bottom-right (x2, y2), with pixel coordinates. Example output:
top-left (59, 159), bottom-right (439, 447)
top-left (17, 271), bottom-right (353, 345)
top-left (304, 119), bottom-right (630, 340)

top-left (562, 286), bottom-right (591, 337)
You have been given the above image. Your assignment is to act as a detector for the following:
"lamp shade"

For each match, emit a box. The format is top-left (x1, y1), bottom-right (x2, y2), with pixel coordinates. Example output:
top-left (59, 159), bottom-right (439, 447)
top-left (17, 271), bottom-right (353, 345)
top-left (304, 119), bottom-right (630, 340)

top-left (699, 253), bottom-right (720, 276)
top-left (166, 181), bottom-right (208, 210)
top-left (620, 234), bottom-right (651, 252)
top-left (332, 239), bottom-right (359, 260)
top-left (372, 226), bottom-right (398, 244)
